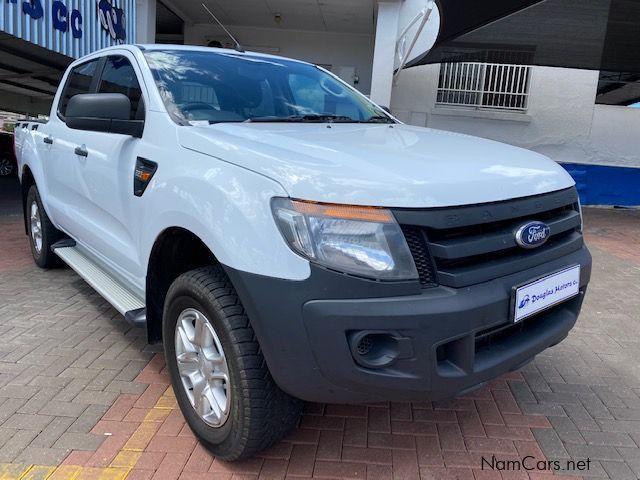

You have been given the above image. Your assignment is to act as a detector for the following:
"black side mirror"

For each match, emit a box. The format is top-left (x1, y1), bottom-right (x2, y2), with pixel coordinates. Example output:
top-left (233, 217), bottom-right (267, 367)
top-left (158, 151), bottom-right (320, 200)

top-left (66, 93), bottom-right (144, 138)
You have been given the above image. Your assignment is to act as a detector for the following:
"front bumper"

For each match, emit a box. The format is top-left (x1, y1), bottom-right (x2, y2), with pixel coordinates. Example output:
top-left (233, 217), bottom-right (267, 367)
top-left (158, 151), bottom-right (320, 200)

top-left (225, 246), bottom-right (591, 403)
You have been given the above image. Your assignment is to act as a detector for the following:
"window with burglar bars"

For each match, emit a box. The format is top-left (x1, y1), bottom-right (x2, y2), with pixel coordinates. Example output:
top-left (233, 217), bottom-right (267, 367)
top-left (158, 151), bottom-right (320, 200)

top-left (437, 62), bottom-right (532, 112)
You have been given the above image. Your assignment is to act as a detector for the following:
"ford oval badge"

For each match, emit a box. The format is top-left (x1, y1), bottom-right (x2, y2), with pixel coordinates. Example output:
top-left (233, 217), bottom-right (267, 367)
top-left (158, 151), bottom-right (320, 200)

top-left (515, 221), bottom-right (551, 249)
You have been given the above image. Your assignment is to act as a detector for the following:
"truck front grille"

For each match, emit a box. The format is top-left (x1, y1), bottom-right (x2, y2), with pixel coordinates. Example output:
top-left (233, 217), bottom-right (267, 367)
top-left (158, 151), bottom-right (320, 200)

top-left (401, 226), bottom-right (438, 287)
top-left (394, 188), bottom-right (583, 288)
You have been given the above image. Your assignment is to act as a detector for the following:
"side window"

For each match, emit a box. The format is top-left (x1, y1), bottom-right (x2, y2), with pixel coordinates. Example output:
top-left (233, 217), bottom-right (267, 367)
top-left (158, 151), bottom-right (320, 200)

top-left (58, 60), bottom-right (99, 117)
top-left (98, 56), bottom-right (145, 120)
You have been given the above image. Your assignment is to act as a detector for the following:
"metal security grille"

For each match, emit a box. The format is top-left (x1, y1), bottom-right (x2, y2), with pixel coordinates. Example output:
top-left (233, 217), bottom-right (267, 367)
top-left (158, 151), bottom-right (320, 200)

top-left (436, 62), bottom-right (532, 112)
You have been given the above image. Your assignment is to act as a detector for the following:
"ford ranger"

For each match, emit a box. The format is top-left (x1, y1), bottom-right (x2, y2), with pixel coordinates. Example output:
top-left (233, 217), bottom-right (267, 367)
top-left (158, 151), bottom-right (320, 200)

top-left (14, 45), bottom-right (591, 460)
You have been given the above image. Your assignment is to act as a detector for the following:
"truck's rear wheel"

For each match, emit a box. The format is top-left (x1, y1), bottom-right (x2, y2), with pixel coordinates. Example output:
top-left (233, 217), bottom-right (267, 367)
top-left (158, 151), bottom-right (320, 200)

top-left (0, 157), bottom-right (14, 177)
top-left (163, 265), bottom-right (302, 460)
top-left (26, 185), bottom-right (62, 269)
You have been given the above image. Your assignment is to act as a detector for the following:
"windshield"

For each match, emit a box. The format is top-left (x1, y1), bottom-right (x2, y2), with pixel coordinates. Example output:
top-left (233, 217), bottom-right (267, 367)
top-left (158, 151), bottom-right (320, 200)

top-left (143, 50), bottom-right (393, 124)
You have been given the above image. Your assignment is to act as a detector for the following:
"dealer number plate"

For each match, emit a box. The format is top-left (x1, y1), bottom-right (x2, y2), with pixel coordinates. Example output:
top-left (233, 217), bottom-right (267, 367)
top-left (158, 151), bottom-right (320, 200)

top-left (513, 265), bottom-right (581, 323)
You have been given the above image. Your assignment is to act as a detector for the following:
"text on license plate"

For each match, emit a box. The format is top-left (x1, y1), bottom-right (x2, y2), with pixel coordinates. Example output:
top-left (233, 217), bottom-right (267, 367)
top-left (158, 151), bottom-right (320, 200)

top-left (514, 265), bottom-right (581, 323)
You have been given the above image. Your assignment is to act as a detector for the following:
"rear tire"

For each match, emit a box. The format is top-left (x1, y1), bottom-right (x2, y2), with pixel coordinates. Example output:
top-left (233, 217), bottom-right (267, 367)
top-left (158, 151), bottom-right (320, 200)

top-left (0, 157), bottom-right (14, 177)
top-left (163, 265), bottom-right (302, 460)
top-left (26, 185), bottom-right (62, 269)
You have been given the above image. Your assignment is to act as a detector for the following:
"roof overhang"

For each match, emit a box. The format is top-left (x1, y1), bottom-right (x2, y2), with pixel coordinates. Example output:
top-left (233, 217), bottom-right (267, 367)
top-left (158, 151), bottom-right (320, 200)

top-left (0, 33), bottom-right (70, 114)
top-left (407, 0), bottom-right (640, 74)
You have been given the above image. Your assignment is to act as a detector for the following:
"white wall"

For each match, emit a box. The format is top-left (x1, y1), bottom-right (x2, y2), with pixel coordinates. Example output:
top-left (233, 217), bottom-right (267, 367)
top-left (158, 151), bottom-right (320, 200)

top-left (184, 24), bottom-right (375, 95)
top-left (370, 2), bottom-right (400, 105)
top-left (136, 0), bottom-right (156, 43)
top-left (390, 65), bottom-right (640, 168)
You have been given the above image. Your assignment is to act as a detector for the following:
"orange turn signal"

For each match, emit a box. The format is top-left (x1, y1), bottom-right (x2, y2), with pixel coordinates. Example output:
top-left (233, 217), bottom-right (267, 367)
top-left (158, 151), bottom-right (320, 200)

top-left (290, 199), bottom-right (394, 223)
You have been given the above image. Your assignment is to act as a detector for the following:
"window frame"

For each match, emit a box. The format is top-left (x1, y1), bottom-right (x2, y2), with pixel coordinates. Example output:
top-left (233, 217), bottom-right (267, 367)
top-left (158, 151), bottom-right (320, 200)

top-left (97, 55), bottom-right (146, 121)
top-left (56, 58), bottom-right (103, 121)
top-left (57, 54), bottom-right (147, 125)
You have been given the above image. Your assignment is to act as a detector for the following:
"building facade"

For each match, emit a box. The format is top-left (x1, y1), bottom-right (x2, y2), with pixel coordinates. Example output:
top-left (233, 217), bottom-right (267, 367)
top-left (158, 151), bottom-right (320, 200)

top-left (0, 0), bottom-right (137, 114)
top-left (1, 0), bottom-right (638, 204)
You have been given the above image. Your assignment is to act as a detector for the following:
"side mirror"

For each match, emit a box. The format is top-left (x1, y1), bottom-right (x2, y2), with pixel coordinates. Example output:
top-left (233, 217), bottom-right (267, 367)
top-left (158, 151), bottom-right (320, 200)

top-left (66, 93), bottom-right (144, 138)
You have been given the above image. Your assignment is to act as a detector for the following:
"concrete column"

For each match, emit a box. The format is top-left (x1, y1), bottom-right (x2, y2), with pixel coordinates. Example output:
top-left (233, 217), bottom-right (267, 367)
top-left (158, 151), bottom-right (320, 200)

top-left (136, 0), bottom-right (157, 44)
top-left (370, 2), bottom-right (401, 106)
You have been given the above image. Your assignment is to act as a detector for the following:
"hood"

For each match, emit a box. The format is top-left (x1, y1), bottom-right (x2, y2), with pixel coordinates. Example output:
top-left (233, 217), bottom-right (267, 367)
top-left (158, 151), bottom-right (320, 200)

top-left (179, 123), bottom-right (575, 208)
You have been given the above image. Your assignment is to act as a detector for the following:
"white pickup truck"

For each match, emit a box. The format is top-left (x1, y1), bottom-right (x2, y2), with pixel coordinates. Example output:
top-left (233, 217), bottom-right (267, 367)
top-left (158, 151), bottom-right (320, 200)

top-left (15, 44), bottom-right (591, 459)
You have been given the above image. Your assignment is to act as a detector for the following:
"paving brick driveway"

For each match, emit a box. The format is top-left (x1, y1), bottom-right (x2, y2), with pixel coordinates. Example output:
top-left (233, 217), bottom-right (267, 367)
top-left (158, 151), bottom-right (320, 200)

top-left (1, 178), bottom-right (639, 479)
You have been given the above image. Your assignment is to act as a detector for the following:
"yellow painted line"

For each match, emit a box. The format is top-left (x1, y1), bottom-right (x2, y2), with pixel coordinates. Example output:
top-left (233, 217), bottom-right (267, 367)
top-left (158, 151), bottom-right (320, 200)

top-left (75, 467), bottom-right (128, 480)
top-left (154, 395), bottom-right (177, 410)
top-left (0, 386), bottom-right (179, 480)
top-left (0, 464), bottom-right (30, 480)
top-left (121, 421), bottom-right (158, 452)
top-left (141, 407), bottom-right (170, 423)
top-left (121, 385), bottom-right (175, 452)
top-left (18, 465), bottom-right (55, 480)
top-left (47, 465), bottom-right (82, 480)
top-left (109, 451), bottom-right (141, 470)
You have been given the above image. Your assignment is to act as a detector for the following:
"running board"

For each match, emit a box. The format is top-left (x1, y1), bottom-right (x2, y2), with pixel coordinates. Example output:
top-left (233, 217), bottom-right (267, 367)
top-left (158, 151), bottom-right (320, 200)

top-left (53, 245), bottom-right (146, 328)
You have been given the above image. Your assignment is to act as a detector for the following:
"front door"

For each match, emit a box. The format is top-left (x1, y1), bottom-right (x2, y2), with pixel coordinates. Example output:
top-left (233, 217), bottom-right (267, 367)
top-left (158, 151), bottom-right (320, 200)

top-left (55, 54), bottom-right (147, 284)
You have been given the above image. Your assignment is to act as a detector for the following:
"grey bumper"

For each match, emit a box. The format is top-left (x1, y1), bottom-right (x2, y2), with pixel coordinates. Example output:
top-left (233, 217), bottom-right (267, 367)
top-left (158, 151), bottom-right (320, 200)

top-left (225, 246), bottom-right (591, 404)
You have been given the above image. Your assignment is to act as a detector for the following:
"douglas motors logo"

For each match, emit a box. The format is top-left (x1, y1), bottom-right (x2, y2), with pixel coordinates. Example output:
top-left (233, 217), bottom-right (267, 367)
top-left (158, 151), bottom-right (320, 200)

top-left (98, 0), bottom-right (127, 42)
top-left (518, 295), bottom-right (531, 309)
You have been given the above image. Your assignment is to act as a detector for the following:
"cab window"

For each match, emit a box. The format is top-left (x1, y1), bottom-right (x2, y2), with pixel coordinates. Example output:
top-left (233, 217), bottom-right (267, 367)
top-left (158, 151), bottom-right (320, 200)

top-left (98, 56), bottom-right (145, 120)
top-left (58, 60), bottom-right (99, 117)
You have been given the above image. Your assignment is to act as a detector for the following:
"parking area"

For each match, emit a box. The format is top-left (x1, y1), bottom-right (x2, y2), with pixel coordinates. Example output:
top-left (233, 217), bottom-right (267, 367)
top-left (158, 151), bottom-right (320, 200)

top-left (1, 179), bottom-right (640, 480)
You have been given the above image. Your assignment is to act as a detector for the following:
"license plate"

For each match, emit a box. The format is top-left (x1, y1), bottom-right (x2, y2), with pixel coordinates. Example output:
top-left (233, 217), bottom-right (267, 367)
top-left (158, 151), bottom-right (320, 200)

top-left (513, 265), bottom-right (581, 323)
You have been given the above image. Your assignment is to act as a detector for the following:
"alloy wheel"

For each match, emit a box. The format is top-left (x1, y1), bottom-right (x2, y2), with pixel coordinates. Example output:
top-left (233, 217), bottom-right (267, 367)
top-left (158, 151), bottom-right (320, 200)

top-left (174, 308), bottom-right (231, 427)
top-left (30, 201), bottom-right (43, 254)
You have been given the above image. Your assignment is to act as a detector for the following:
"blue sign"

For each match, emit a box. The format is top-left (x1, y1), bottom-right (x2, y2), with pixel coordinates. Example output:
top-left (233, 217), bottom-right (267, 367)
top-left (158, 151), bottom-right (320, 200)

top-left (6, 0), bottom-right (129, 42)
top-left (7, 0), bottom-right (83, 38)
top-left (98, 0), bottom-right (127, 41)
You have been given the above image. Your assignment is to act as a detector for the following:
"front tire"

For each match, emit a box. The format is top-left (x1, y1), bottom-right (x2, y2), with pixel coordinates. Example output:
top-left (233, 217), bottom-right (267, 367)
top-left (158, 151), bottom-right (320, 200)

top-left (26, 185), bottom-right (62, 269)
top-left (163, 265), bottom-right (302, 460)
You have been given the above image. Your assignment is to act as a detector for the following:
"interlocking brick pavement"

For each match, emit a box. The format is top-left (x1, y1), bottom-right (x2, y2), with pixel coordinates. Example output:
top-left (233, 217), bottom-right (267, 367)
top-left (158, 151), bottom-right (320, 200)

top-left (1, 179), bottom-right (639, 479)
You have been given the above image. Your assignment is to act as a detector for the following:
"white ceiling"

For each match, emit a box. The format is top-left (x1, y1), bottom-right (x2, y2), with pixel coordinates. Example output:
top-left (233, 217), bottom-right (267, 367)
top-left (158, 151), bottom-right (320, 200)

top-left (164, 0), bottom-right (377, 35)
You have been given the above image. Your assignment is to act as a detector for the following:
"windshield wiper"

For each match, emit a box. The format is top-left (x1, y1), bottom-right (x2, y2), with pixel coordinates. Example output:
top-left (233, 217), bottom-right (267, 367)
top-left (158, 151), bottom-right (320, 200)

top-left (245, 114), bottom-right (396, 124)
top-left (358, 115), bottom-right (395, 124)
top-left (246, 114), bottom-right (356, 123)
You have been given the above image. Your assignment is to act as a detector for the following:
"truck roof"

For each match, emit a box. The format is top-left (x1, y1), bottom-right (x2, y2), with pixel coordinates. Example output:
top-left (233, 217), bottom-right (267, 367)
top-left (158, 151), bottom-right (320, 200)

top-left (87, 44), bottom-right (313, 68)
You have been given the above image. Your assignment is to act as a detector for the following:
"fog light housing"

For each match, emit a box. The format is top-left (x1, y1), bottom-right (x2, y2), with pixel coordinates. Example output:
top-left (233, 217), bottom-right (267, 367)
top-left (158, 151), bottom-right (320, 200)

top-left (348, 331), bottom-right (413, 369)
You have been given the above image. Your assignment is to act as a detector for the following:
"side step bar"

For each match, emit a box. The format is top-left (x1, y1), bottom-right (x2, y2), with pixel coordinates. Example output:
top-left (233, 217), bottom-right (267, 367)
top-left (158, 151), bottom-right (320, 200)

top-left (52, 244), bottom-right (146, 328)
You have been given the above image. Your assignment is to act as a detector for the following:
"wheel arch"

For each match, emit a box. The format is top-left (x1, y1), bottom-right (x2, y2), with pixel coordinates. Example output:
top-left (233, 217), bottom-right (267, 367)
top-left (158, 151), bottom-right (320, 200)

top-left (21, 165), bottom-right (36, 235)
top-left (145, 226), bottom-right (219, 344)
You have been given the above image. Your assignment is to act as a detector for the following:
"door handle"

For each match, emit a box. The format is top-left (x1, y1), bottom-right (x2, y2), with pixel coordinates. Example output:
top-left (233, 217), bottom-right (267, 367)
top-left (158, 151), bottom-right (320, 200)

top-left (43, 136), bottom-right (53, 144)
top-left (74, 145), bottom-right (88, 157)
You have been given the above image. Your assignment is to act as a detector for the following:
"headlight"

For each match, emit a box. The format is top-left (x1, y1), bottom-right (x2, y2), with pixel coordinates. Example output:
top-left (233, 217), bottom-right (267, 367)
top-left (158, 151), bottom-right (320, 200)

top-left (271, 198), bottom-right (418, 281)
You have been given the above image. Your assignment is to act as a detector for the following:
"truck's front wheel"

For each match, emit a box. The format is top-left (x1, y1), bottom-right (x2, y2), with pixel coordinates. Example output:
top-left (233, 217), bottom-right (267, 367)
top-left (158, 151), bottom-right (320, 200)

top-left (163, 266), bottom-right (302, 460)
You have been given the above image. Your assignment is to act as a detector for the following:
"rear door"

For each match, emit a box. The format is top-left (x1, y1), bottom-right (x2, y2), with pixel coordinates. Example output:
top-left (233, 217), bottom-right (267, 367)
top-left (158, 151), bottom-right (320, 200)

top-left (53, 53), bottom-right (148, 284)
top-left (44, 59), bottom-right (101, 225)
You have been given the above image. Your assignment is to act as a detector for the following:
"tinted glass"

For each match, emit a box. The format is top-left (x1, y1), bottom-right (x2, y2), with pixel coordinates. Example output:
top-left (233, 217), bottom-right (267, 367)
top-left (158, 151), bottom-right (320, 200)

top-left (596, 71), bottom-right (640, 107)
top-left (58, 60), bottom-right (99, 117)
top-left (99, 56), bottom-right (144, 120)
top-left (143, 50), bottom-right (391, 124)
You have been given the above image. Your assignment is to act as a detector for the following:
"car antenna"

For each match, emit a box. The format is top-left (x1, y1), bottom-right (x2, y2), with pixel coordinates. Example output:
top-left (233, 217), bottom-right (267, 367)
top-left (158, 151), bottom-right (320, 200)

top-left (201, 3), bottom-right (245, 53)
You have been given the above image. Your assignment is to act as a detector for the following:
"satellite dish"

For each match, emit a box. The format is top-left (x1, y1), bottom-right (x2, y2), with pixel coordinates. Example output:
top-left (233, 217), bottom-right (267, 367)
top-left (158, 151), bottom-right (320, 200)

top-left (394, 0), bottom-right (441, 74)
